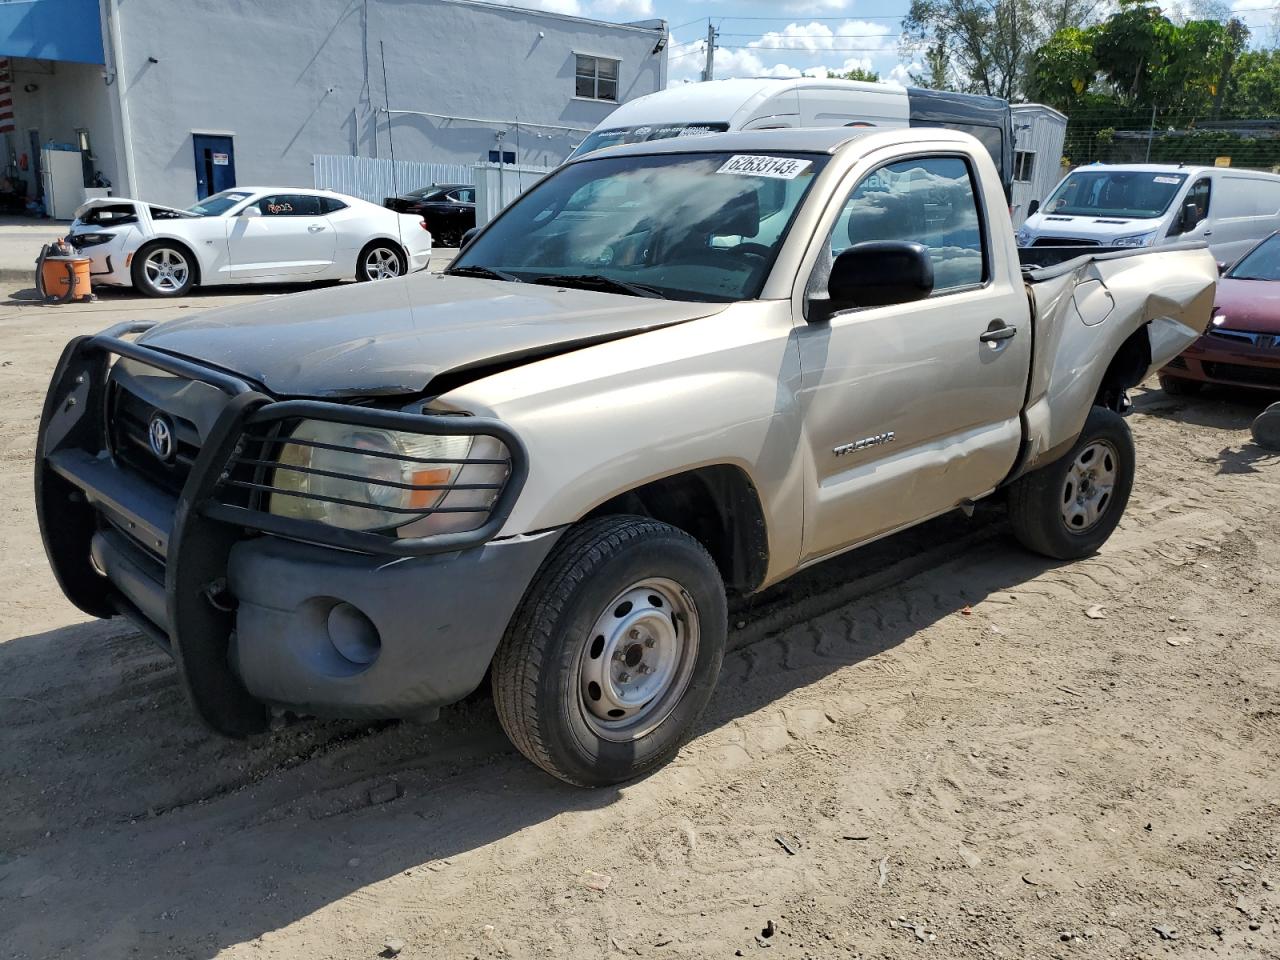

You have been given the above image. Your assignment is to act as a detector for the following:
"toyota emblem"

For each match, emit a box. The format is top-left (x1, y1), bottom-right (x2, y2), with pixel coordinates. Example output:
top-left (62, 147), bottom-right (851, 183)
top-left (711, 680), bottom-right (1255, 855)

top-left (148, 413), bottom-right (175, 462)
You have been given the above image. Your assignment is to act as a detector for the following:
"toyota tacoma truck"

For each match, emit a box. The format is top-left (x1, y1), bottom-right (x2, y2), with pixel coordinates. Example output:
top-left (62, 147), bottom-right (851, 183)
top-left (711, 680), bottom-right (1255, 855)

top-left (36, 128), bottom-right (1216, 786)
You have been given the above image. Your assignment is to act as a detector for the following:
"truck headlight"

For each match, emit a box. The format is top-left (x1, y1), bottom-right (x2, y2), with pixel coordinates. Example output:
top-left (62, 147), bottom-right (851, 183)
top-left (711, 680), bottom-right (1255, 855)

top-left (267, 419), bottom-right (509, 535)
top-left (1015, 227), bottom-right (1032, 247)
top-left (1112, 231), bottom-right (1156, 248)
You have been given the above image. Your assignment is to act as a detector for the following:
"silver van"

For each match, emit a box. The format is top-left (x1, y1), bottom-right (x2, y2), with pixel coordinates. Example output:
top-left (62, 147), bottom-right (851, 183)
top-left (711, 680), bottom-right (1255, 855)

top-left (1017, 163), bottom-right (1280, 264)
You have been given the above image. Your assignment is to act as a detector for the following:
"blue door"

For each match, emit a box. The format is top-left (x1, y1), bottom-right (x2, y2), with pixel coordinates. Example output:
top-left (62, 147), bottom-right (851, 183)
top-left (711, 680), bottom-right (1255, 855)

top-left (193, 134), bottom-right (236, 200)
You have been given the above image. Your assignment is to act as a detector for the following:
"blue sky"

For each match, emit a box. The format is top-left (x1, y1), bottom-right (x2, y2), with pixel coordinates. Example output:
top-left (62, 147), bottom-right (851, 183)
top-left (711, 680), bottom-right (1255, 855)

top-left (504, 0), bottom-right (1280, 88)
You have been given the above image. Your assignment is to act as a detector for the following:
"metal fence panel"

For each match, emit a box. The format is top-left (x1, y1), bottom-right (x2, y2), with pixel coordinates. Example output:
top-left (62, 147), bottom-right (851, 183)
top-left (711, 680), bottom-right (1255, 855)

top-left (313, 155), bottom-right (473, 204)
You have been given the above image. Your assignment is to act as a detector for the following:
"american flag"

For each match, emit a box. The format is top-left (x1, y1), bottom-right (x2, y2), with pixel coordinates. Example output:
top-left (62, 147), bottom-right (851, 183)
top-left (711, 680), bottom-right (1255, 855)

top-left (0, 58), bottom-right (14, 134)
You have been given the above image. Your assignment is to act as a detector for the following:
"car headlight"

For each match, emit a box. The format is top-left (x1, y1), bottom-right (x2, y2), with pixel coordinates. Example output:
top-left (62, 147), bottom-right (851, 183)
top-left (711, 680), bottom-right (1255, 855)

top-left (267, 419), bottom-right (509, 536)
top-left (68, 232), bottom-right (117, 248)
top-left (1112, 231), bottom-right (1156, 248)
top-left (1015, 228), bottom-right (1032, 248)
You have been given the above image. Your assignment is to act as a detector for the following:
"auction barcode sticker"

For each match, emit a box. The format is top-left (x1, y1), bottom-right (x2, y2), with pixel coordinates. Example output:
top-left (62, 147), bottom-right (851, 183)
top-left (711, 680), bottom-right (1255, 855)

top-left (1153, 176), bottom-right (1182, 184)
top-left (717, 155), bottom-right (813, 179)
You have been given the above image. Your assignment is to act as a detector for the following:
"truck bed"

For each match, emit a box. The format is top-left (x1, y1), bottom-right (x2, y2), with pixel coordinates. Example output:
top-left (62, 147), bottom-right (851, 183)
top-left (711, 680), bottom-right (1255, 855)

top-left (1018, 240), bottom-right (1209, 276)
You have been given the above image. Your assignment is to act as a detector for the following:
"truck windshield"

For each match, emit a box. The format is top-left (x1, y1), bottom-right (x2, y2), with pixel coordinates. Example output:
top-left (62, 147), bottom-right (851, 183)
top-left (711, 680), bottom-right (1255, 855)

top-left (449, 151), bottom-right (828, 302)
top-left (1044, 170), bottom-right (1187, 219)
top-left (570, 122), bottom-right (730, 159)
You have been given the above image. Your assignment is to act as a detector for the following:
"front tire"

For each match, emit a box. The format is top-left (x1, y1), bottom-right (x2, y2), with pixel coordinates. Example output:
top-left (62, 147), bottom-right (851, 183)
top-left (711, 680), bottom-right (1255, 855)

top-left (356, 242), bottom-right (406, 281)
top-left (1159, 374), bottom-right (1204, 396)
top-left (1007, 405), bottom-right (1135, 560)
top-left (492, 516), bottom-right (727, 787)
top-left (132, 242), bottom-right (195, 297)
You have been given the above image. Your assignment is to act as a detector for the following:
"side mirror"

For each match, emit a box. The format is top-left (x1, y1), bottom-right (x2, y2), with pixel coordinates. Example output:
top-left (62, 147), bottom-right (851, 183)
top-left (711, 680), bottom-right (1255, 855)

top-left (1217, 260), bottom-right (1229, 275)
top-left (1180, 202), bottom-right (1199, 233)
top-left (1027, 199), bottom-right (1040, 217)
top-left (814, 241), bottom-right (934, 320)
top-left (240, 205), bottom-right (262, 218)
top-left (459, 226), bottom-right (478, 249)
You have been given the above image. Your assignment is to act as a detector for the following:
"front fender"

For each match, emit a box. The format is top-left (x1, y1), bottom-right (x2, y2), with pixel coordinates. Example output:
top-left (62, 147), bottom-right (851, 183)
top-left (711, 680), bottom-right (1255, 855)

top-left (443, 303), bottom-right (807, 586)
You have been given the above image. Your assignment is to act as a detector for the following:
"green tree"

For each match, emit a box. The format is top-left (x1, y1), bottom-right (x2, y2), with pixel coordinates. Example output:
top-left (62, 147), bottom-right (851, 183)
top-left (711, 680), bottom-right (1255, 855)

top-left (841, 67), bottom-right (882, 82)
top-left (1028, 27), bottom-right (1097, 109)
top-left (1223, 49), bottom-right (1280, 116)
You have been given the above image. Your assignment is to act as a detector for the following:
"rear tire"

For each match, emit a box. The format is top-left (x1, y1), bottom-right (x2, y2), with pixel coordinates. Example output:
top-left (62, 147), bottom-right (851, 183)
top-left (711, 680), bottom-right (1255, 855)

top-left (1159, 373), bottom-right (1203, 396)
top-left (1008, 405), bottom-right (1135, 560)
top-left (132, 242), bottom-right (195, 298)
top-left (491, 516), bottom-right (727, 787)
top-left (356, 242), bottom-right (406, 281)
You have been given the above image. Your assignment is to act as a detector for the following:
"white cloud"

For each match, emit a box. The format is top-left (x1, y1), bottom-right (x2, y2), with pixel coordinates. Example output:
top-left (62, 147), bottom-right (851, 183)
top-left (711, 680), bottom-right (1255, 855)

top-left (667, 20), bottom-right (909, 86)
top-left (748, 19), bottom-right (895, 56)
top-left (784, 0), bottom-right (857, 12)
top-left (487, 0), bottom-right (584, 14)
top-left (888, 62), bottom-right (919, 86)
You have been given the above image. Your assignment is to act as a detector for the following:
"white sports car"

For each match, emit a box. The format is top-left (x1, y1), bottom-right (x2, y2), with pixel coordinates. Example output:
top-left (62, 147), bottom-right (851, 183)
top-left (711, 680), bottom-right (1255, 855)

top-left (66, 187), bottom-right (433, 297)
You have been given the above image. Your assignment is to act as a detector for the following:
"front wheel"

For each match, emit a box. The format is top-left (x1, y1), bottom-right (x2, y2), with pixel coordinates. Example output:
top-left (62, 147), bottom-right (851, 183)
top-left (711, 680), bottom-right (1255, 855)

top-left (1159, 374), bottom-right (1204, 397)
top-left (356, 242), bottom-right (406, 281)
top-left (491, 516), bottom-right (727, 787)
top-left (132, 242), bottom-right (195, 297)
top-left (1007, 405), bottom-right (1135, 560)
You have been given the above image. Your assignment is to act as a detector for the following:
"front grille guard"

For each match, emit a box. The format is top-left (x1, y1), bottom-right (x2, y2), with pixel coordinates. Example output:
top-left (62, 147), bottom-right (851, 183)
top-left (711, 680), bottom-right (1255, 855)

top-left (50, 330), bottom-right (529, 558)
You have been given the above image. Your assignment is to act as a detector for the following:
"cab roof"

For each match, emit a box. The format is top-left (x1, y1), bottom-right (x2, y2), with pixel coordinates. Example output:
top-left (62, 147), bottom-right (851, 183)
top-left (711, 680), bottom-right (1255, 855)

top-left (569, 125), bottom-right (982, 162)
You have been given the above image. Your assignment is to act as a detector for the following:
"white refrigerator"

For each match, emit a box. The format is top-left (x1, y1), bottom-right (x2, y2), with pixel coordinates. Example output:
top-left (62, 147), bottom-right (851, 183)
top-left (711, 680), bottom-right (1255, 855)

top-left (41, 147), bottom-right (84, 220)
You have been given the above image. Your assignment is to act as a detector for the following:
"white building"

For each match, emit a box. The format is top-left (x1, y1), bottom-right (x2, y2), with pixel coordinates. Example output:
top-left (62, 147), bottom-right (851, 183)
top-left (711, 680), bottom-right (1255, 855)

top-left (1011, 103), bottom-right (1069, 227)
top-left (1, 0), bottom-right (667, 212)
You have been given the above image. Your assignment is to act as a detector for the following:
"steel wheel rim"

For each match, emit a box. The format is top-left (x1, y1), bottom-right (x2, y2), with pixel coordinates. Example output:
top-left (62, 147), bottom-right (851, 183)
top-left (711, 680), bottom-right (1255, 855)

top-left (366, 247), bottom-right (401, 279)
top-left (577, 577), bottom-right (700, 743)
top-left (144, 249), bottom-right (189, 292)
top-left (1061, 439), bottom-right (1119, 533)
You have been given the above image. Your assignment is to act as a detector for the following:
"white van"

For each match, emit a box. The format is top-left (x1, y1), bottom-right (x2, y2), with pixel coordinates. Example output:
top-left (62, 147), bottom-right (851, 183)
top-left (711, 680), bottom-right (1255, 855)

top-left (1016, 163), bottom-right (1280, 263)
top-left (570, 78), bottom-right (1015, 195)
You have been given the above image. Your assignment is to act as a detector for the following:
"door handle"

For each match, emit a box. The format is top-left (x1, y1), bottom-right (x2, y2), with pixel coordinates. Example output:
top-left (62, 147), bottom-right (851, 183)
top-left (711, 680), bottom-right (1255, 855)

top-left (980, 321), bottom-right (1017, 343)
top-left (308, 224), bottom-right (326, 233)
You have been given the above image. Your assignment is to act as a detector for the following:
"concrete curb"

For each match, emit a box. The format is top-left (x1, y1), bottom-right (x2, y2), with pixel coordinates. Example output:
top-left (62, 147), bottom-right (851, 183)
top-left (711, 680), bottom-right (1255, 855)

top-left (0, 268), bottom-right (33, 285)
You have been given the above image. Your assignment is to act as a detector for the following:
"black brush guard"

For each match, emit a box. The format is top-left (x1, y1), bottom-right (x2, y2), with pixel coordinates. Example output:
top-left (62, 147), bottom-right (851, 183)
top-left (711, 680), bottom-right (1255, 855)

top-left (35, 327), bottom-right (528, 737)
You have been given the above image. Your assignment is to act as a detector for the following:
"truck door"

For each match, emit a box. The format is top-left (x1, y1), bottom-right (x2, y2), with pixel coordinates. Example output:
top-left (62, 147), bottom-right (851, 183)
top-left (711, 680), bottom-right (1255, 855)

top-left (795, 151), bottom-right (1030, 562)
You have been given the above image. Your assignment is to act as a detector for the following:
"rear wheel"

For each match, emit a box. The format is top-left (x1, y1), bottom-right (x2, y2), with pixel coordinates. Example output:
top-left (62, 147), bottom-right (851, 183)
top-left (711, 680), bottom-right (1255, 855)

top-left (356, 242), bottom-right (406, 281)
top-left (132, 242), bottom-right (195, 297)
top-left (1008, 405), bottom-right (1135, 560)
top-left (491, 516), bottom-right (727, 787)
top-left (1159, 374), bottom-right (1204, 396)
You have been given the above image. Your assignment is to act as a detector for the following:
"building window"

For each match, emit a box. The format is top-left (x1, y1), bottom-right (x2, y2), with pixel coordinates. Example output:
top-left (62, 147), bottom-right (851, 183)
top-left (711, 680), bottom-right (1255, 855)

top-left (576, 54), bottom-right (619, 102)
top-left (1014, 150), bottom-right (1035, 183)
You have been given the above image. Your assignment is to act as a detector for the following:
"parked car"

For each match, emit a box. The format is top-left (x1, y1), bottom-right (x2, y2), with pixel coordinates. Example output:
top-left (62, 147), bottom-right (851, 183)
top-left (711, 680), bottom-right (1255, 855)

top-left (1017, 163), bottom-right (1280, 264)
top-left (568, 77), bottom-right (1015, 196)
top-left (36, 128), bottom-right (1215, 787)
top-left (66, 187), bottom-right (432, 298)
top-left (1160, 231), bottom-right (1280, 394)
top-left (383, 183), bottom-right (475, 247)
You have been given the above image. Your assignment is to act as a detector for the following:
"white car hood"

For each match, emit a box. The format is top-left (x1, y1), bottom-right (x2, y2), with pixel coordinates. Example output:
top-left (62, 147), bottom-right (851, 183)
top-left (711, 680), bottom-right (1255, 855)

top-left (1023, 212), bottom-right (1165, 242)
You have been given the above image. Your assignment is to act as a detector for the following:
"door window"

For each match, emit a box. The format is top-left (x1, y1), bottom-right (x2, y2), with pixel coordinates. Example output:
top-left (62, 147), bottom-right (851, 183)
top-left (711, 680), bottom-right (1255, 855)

top-left (257, 194), bottom-right (323, 216)
top-left (450, 188), bottom-right (475, 204)
top-left (1181, 178), bottom-right (1211, 231)
top-left (829, 155), bottom-right (987, 292)
top-left (319, 196), bottom-right (348, 214)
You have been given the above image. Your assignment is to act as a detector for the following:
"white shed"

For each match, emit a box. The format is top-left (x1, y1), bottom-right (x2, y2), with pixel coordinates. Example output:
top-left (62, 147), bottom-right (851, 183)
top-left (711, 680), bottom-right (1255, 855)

top-left (1011, 103), bottom-right (1068, 227)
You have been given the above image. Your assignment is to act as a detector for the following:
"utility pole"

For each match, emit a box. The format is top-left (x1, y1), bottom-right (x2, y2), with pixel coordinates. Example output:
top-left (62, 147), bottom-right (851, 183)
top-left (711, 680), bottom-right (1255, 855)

top-left (701, 21), bottom-right (717, 82)
top-left (1144, 103), bottom-right (1157, 163)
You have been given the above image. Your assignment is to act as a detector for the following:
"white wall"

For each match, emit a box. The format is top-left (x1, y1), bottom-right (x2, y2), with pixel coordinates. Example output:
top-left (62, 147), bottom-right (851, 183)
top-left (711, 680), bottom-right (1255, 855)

top-left (111, 0), bottom-right (666, 207)
top-left (5, 57), bottom-right (119, 204)
top-left (1011, 103), bottom-right (1068, 227)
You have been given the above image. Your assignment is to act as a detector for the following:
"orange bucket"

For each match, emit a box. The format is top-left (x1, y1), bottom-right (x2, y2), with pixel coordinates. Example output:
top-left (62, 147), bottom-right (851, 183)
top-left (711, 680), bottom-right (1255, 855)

top-left (41, 256), bottom-right (93, 301)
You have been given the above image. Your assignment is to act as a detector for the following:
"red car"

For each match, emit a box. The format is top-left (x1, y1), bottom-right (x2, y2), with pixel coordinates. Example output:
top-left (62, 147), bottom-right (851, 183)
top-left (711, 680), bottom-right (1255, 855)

top-left (1160, 231), bottom-right (1280, 395)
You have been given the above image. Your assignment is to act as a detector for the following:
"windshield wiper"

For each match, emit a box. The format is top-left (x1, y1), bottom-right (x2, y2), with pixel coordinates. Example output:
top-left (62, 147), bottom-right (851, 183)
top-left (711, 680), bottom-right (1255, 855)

top-left (447, 264), bottom-right (522, 282)
top-left (530, 274), bottom-right (666, 299)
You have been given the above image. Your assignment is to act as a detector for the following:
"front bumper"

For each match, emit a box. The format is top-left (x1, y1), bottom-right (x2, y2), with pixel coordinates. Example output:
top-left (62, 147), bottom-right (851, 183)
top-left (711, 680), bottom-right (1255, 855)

top-left (1161, 332), bottom-right (1280, 391)
top-left (37, 330), bottom-right (537, 733)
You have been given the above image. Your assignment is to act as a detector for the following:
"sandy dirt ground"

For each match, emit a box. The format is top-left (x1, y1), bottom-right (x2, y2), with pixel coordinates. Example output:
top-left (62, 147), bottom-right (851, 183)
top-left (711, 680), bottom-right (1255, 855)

top-left (1, 282), bottom-right (1279, 960)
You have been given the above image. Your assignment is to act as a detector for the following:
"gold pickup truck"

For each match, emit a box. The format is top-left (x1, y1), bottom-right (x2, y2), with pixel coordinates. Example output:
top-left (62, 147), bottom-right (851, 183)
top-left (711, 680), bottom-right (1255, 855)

top-left (36, 128), bottom-right (1216, 786)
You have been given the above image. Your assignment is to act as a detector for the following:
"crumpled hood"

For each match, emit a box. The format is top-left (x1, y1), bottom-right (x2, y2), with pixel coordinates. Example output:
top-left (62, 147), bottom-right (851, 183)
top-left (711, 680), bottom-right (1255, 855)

top-left (137, 271), bottom-right (726, 397)
top-left (1212, 278), bottom-right (1280, 333)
